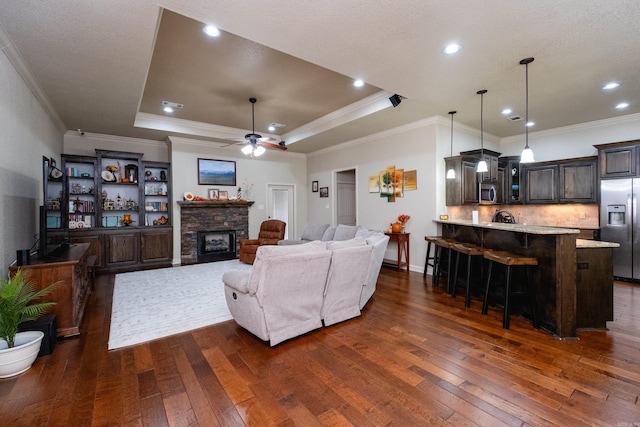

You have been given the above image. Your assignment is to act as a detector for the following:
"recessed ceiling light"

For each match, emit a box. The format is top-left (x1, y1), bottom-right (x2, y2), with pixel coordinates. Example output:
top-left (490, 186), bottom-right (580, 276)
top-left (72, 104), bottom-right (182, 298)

top-left (443, 43), bottom-right (461, 55)
top-left (603, 82), bottom-right (620, 90)
top-left (526, 121), bottom-right (535, 127)
top-left (203, 25), bottom-right (220, 37)
top-left (161, 100), bottom-right (183, 114)
top-left (616, 102), bottom-right (629, 109)
top-left (501, 108), bottom-right (513, 115)
top-left (353, 79), bottom-right (364, 88)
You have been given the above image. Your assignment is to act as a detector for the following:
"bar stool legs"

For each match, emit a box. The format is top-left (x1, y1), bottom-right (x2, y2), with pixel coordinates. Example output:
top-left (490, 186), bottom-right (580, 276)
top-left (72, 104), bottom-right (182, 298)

top-left (482, 250), bottom-right (539, 330)
top-left (423, 237), bottom-right (437, 280)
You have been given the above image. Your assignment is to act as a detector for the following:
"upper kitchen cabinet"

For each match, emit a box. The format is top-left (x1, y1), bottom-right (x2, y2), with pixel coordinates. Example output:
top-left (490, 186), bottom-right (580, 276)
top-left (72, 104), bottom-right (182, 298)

top-left (559, 158), bottom-right (598, 203)
top-left (595, 140), bottom-right (639, 178)
top-left (445, 156), bottom-right (479, 206)
top-left (499, 156), bottom-right (522, 204)
top-left (460, 149), bottom-right (501, 182)
top-left (522, 156), bottom-right (598, 204)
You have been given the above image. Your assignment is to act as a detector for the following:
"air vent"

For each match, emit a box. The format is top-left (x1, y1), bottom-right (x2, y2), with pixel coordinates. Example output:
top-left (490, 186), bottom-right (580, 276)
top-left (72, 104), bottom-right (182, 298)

top-left (507, 115), bottom-right (523, 121)
top-left (269, 122), bottom-right (286, 129)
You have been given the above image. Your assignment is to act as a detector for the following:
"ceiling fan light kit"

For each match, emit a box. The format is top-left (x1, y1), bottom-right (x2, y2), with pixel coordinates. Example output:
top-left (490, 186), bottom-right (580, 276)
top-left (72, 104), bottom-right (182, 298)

top-left (240, 98), bottom-right (286, 157)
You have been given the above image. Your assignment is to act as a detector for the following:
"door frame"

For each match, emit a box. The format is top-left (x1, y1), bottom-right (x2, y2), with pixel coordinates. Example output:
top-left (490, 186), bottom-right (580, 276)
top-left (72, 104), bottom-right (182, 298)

top-left (266, 183), bottom-right (296, 240)
top-left (332, 166), bottom-right (358, 225)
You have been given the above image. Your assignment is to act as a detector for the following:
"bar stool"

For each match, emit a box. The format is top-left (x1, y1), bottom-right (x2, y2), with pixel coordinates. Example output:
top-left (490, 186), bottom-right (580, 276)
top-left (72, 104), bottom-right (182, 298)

top-left (482, 250), bottom-right (539, 329)
top-left (423, 236), bottom-right (440, 280)
top-left (450, 242), bottom-right (486, 307)
top-left (432, 238), bottom-right (456, 288)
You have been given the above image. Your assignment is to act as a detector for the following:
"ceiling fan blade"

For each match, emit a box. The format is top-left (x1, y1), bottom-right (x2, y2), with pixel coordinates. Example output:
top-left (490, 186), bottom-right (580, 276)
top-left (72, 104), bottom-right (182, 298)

top-left (262, 141), bottom-right (287, 151)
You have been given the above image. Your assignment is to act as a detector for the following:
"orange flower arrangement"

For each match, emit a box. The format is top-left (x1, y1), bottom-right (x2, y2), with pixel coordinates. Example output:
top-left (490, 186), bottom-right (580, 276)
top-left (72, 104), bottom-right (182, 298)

top-left (397, 214), bottom-right (410, 224)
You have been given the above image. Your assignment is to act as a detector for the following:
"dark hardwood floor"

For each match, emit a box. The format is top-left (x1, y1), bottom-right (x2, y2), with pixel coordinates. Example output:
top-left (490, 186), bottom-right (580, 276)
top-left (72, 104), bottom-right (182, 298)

top-left (1, 266), bottom-right (639, 426)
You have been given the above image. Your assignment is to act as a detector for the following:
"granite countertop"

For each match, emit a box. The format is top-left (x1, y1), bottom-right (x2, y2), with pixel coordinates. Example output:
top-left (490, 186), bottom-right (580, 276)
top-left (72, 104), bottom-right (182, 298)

top-left (433, 219), bottom-right (580, 235)
top-left (576, 239), bottom-right (620, 248)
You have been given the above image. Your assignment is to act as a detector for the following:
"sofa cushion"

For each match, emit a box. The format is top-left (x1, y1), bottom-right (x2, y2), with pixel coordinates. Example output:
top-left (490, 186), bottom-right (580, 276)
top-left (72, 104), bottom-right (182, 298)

top-left (356, 227), bottom-right (379, 239)
top-left (333, 224), bottom-right (359, 241)
top-left (325, 237), bottom-right (366, 250)
top-left (321, 225), bottom-right (337, 241)
top-left (300, 223), bottom-right (330, 241)
top-left (257, 240), bottom-right (326, 258)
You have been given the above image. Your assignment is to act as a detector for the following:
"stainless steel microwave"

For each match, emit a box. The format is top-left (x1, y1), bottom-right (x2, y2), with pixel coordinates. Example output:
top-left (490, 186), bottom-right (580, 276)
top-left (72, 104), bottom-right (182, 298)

top-left (479, 182), bottom-right (497, 204)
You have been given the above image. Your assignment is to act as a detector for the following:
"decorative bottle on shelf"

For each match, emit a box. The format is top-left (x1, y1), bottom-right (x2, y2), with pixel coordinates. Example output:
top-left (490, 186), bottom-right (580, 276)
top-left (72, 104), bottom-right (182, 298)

top-left (160, 182), bottom-right (167, 195)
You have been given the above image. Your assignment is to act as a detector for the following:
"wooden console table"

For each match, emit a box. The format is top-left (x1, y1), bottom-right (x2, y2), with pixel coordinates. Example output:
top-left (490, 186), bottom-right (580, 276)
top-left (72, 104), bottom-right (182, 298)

top-left (383, 232), bottom-right (410, 271)
top-left (9, 243), bottom-right (92, 337)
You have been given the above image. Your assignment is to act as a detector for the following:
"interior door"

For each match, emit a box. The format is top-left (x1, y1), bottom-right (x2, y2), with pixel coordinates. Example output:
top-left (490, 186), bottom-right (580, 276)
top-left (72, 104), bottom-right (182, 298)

top-left (336, 169), bottom-right (356, 225)
top-left (267, 184), bottom-right (294, 239)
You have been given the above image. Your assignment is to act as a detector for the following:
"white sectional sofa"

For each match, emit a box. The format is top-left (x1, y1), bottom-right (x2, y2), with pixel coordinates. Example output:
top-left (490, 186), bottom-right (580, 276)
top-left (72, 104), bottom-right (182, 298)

top-left (223, 230), bottom-right (389, 346)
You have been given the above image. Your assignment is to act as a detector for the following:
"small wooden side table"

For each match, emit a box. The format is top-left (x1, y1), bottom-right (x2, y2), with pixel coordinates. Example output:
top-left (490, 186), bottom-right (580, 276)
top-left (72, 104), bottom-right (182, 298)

top-left (383, 232), bottom-right (410, 271)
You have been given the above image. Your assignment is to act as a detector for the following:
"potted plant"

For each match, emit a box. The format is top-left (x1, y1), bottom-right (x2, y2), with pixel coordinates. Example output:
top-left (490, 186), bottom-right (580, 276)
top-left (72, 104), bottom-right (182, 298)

top-left (0, 268), bottom-right (59, 378)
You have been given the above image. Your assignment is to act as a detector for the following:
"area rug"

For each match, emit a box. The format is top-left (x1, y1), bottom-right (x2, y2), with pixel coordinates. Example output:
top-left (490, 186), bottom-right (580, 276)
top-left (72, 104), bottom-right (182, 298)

top-left (108, 259), bottom-right (252, 350)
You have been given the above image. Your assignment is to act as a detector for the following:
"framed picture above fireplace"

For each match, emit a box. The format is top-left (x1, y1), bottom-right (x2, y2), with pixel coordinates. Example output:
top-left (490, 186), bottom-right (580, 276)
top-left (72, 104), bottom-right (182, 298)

top-left (198, 158), bottom-right (236, 186)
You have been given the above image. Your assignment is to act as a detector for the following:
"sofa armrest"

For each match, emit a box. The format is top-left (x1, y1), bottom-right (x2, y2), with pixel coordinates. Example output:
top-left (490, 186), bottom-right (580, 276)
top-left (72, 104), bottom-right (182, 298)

top-left (240, 239), bottom-right (259, 248)
top-left (222, 271), bottom-right (252, 294)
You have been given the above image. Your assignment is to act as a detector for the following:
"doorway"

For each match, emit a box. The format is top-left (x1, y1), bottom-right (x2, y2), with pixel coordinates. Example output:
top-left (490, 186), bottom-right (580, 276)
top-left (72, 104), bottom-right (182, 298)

top-left (267, 184), bottom-right (295, 239)
top-left (334, 169), bottom-right (357, 225)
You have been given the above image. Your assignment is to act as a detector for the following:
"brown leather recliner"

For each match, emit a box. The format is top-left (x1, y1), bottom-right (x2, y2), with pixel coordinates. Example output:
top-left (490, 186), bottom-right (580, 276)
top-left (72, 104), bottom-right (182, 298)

top-left (238, 219), bottom-right (286, 264)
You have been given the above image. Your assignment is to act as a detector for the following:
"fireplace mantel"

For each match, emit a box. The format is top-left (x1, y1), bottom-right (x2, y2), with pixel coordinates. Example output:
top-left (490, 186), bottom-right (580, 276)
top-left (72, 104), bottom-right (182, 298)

top-left (178, 200), bottom-right (254, 264)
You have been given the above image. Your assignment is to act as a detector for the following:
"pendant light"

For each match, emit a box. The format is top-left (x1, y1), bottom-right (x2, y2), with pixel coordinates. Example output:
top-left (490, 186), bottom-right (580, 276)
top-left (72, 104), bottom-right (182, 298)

top-left (446, 111), bottom-right (457, 179)
top-left (520, 57), bottom-right (535, 163)
top-left (476, 89), bottom-right (488, 173)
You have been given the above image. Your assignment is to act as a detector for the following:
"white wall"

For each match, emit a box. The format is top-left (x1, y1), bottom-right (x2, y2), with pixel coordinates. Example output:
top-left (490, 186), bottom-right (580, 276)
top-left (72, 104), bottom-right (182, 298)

top-left (0, 48), bottom-right (62, 275)
top-left (169, 137), bottom-right (307, 264)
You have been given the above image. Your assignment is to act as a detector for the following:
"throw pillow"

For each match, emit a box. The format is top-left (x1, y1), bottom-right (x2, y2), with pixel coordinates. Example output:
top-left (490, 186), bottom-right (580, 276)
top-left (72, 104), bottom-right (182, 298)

top-left (301, 223), bottom-right (330, 241)
top-left (321, 225), bottom-right (337, 241)
top-left (333, 224), bottom-right (359, 241)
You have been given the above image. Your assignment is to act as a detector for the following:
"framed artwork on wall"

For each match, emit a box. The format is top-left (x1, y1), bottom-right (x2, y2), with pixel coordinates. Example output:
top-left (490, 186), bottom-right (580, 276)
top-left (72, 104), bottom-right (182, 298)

top-left (319, 187), bottom-right (329, 198)
top-left (312, 180), bottom-right (319, 192)
top-left (198, 158), bottom-right (236, 186)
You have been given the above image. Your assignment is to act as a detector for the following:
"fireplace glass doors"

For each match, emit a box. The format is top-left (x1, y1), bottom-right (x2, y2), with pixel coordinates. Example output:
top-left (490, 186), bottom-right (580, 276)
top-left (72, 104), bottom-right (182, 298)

top-left (197, 230), bottom-right (236, 263)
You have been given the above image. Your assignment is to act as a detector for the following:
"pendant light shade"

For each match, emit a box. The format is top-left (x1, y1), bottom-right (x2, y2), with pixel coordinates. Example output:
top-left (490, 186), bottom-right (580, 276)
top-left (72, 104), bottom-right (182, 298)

top-left (476, 89), bottom-right (488, 173)
top-left (446, 110), bottom-right (457, 179)
top-left (520, 57), bottom-right (535, 163)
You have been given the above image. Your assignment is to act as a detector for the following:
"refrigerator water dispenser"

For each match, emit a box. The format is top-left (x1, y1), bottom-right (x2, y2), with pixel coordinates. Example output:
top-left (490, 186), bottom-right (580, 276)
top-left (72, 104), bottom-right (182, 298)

top-left (607, 205), bottom-right (626, 226)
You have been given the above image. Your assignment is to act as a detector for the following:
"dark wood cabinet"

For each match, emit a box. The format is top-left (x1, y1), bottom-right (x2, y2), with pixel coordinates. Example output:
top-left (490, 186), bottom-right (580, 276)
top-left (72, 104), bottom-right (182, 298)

top-left (559, 160), bottom-right (598, 203)
top-left (522, 156), bottom-right (597, 204)
top-left (445, 157), bottom-right (478, 205)
top-left (524, 164), bottom-right (558, 203)
top-left (595, 140), bottom-right (640, 179)
top-left (141, 228), bottom-right (173, 264)
top-left (10, 244), bottom-right (91, 337)
top-left (58, 150), bottom-right (172, 273)
top-left (500, 156), bottom-right (522, 204)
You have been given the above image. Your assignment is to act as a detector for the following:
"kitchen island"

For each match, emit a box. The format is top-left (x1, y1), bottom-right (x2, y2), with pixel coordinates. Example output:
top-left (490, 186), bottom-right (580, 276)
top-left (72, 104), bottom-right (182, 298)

top-left (434, 219), bottom-right (618, 338)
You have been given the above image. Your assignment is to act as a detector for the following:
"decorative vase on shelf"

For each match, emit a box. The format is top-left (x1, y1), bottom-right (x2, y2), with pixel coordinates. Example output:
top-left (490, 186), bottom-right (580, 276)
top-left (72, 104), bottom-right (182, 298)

top-left (391, 222), bottom-right (403, 233)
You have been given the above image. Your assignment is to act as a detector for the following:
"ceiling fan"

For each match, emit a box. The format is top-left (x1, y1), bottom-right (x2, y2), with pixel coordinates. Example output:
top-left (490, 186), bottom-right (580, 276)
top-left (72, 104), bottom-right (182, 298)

top-left (239, 98), bottom-right (287, 157)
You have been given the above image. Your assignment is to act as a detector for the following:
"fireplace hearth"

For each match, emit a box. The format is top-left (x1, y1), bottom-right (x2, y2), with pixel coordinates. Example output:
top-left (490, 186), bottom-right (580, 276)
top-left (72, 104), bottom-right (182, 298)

top-left (197, 230), bottom-right (236, 263)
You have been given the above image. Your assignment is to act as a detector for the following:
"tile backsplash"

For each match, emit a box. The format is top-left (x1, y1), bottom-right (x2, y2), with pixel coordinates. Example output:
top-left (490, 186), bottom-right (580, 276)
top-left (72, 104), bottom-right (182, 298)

top-left (446, 204), bottom-right (599, 229)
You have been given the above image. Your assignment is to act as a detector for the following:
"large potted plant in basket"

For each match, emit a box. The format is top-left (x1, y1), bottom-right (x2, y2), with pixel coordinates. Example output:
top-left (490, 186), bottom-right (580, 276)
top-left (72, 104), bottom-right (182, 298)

top-left (0, 268), bottom-right (59, 378)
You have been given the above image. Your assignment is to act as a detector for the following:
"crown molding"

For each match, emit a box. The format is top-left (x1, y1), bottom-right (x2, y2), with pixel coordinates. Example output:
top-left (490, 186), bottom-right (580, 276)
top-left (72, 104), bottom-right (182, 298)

top-left (500, 112), bottom-right (640, 144)
top-left (0, 21), bottom-right (67, 134)
top-left (282, 91), bottom-right (395, 146)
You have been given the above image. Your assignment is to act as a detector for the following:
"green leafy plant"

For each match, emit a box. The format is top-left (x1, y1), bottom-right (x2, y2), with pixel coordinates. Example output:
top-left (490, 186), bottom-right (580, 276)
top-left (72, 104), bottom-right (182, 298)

top-left (0, 269), bottom-right (60, 348)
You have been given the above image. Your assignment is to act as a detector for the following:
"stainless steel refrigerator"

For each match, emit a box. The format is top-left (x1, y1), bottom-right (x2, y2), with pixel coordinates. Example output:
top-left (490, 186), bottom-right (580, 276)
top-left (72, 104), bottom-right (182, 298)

top-left (600, 178), bottom-right (640, 279)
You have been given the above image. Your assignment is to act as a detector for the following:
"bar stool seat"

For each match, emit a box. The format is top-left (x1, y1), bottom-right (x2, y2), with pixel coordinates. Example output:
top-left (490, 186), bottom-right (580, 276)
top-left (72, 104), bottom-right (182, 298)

top-left (450, 242), bottom-right (486, 307)
top-left (482, 250), bottom-right (539, 329)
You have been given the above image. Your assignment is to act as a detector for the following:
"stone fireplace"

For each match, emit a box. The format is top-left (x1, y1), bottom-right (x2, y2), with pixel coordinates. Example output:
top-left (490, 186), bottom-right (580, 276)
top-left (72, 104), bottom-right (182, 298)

top-left (178, 201), bottom-right (253, 264)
